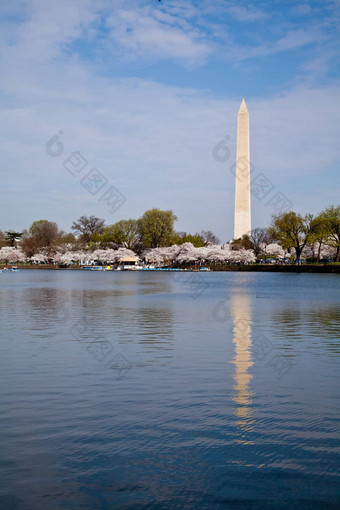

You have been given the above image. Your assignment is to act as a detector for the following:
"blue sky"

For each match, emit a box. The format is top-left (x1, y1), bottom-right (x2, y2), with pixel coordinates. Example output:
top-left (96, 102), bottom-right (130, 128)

top-left (0, 0), bottom-right (339, 241)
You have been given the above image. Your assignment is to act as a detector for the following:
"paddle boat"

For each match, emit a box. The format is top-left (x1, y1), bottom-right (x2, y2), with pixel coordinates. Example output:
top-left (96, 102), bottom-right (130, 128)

top-left (81, 265), bottom-right (104, 271)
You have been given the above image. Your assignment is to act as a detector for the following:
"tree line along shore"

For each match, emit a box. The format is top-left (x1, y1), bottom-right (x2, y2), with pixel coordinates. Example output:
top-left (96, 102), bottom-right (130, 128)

top-left (1, 205), bottom-right (339, 267)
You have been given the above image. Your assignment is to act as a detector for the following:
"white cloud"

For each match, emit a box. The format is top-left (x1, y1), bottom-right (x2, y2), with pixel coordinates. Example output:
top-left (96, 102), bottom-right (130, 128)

top-left (0, 0), bottom-right (98, 63)
top-left (105, 2), bottom-right (211, 64)
top-left (226, 4), bottom-right (268, 22)
top-left (290, 4), bottom-right (312, 17)
top-left (229, 28), bottom-right (326, 62)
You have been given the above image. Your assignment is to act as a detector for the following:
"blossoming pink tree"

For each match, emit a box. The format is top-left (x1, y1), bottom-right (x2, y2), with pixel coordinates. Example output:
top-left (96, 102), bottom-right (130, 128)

top-left (0, 247), bottom-right (26, 264)
top-left (30, 253), bottom-right (48, 264)
top-left (265, 243), bottom-right (285, 258)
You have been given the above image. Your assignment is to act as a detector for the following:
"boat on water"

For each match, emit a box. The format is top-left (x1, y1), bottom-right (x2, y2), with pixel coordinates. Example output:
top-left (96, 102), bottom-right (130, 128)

top-left (79, 265), bottom-right (197, 272)
top-left (81, 266), bottom-right (104, 271)
top-left (10, 267), bottom-right (20, 271)
top-left (121, 266), bottom-right (185, 271)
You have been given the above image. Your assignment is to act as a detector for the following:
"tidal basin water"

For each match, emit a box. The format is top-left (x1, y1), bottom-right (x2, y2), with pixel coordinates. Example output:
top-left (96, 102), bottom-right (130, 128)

top-left (0, 270), bottom-right (339, 509)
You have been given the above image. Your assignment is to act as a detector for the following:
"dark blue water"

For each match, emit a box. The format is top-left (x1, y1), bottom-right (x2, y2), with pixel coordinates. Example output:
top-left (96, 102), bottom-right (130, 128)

top-left (0, 270), bottom-right (339, 509)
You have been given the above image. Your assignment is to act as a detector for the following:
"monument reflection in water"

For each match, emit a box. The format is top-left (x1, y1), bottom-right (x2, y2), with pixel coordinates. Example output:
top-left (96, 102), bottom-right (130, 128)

top-left (230, 292), bottom-right (254, 432)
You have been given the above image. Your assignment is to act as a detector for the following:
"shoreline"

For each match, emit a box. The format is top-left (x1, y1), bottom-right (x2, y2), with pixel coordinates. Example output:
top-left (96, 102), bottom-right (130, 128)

top-left (2, 264), bottom-right (339, 273)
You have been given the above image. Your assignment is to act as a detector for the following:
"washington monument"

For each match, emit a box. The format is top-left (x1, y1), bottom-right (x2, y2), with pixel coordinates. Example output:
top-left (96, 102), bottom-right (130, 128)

top-left (234, 99), bottom-right (251, 240)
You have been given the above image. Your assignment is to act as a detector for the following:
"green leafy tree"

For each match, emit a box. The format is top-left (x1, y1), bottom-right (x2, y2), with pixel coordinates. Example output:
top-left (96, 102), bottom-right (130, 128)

top-left (268, 212), bottom-right (315, 264)
top-left (57, 232), bottom-right (79, 249)
top-left (309, 215), bottom-right (329, 261)
top-left (5, 230), bottom-right (23, 247)
top-left (318, 205), bottom-right (340, 261)
top-left (59, 232), bottom-right (77, 244)
top-left (104, 219), bottom-right (140, 250)
top-left (87, 232), bottom-right (113, 250)
top-left (138, 208), bottom-right (177, 249)
top-left (172, 233), bottom-right (205, 247)
top-left (71, 215), bottom-right (105, 244)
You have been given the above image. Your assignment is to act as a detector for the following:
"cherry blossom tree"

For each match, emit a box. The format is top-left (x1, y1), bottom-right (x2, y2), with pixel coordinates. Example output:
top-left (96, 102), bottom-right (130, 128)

top-left (301, 245), bottom-right (314, 258)
top-left (92, 248), bottom-right (138, 264)
top-left (144, 248), bottom-right (167, 266)
top-left (227, 249), bottom-right (255, 264)
top-left (0, 247), bottom-right (26, 263)
top-left (166, 243), bottom-right (256, 265)
top-left (30, 253), bottom-right (48, 264)
top-left (53, 251), bottom-right (92, 265)
top-left (144, 245), bottom-right (181, 265)
top-left (176, 243), bottom-right (202, 264)
top-left (112, 248), bottom-right (138, 262)
top-left (320, 245), bottom-right (337, 260)
top-left (206, 245), bottom-right (231, 263)
top-left (266, 243), bottom-right (285, 258)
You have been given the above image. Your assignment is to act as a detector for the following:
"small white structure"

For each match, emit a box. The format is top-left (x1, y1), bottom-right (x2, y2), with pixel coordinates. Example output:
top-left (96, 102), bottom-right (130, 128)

top-left (118, 256), bottom-right (138, 266)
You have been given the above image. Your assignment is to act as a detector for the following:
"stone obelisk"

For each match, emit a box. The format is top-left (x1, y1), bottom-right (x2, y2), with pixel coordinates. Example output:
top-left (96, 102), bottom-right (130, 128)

top-left (234, 99), bottom-right (251, 240)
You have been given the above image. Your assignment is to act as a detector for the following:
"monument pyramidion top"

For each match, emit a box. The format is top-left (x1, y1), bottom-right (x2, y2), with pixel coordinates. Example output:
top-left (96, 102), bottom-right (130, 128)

top-left (238, 98), bottom-right (248, 114)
